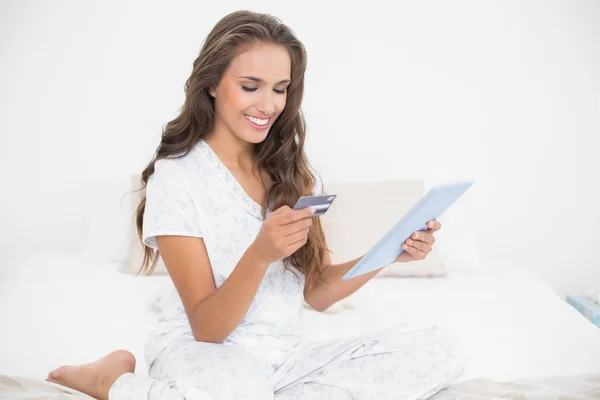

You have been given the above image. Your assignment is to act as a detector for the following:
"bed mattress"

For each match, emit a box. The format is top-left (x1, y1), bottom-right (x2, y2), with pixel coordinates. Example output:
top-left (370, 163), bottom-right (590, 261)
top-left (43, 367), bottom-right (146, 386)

top-left (0, 254), bottom-right (598, 384)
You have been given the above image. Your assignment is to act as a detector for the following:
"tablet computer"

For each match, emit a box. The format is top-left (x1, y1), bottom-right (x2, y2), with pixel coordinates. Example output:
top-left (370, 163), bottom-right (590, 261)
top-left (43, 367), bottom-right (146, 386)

top-left (341, 179), bottom-right (475, 280)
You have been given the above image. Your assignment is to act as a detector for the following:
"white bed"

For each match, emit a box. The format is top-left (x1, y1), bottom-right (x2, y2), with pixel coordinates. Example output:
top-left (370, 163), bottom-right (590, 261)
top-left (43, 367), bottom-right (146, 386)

top-left (1, 177), bottom-right (599, 398)
top-left (1, 253), bottom-right (598, 385)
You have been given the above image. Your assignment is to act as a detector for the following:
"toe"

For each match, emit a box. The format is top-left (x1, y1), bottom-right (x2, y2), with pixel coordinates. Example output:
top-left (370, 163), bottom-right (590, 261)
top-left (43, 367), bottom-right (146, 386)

top-left (48, 367), bottom-right (62, 380)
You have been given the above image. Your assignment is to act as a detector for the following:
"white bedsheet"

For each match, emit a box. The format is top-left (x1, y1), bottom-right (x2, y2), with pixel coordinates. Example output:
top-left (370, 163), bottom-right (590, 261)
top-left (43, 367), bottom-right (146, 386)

top-left (302, 267), bottom-right (600, 383)
top-left (0, 254), bottom-right (599, 384)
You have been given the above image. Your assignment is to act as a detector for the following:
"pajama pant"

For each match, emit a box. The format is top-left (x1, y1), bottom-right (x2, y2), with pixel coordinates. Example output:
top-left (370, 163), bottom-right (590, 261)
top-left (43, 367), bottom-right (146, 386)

top-left (108, 323), bottom-right (464, 400)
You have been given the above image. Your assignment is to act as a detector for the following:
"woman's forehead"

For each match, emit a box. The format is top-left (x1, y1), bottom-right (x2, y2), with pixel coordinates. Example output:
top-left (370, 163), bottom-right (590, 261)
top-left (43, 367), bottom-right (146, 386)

top-left (227, 43), bottom-right (291, 83)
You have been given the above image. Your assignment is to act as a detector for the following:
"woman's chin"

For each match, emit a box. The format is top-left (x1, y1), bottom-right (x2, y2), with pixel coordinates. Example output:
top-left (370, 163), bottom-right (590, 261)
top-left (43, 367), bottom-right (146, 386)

top-left (238, 130), bottom-right (269, 144)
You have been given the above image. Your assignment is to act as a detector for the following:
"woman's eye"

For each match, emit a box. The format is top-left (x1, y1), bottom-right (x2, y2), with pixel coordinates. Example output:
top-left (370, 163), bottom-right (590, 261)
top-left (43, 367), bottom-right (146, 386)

top-left (241, 86), bottom-right (286, 94)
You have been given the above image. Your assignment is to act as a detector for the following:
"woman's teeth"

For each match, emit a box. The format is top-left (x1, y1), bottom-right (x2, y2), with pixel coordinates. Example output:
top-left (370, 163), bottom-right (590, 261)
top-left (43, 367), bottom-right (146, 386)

top-left (244, 115), bottom-right (269, 126)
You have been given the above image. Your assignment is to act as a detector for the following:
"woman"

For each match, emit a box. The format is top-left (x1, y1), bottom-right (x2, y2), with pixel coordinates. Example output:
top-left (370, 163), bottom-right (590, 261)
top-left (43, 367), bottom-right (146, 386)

top-left (47, 10), bottom-right (464, 400)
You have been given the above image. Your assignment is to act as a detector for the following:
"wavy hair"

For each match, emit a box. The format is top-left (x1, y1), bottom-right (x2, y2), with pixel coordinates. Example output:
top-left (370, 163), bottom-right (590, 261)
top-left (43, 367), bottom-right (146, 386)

top-left (135, 10), bottom-right (328, 289)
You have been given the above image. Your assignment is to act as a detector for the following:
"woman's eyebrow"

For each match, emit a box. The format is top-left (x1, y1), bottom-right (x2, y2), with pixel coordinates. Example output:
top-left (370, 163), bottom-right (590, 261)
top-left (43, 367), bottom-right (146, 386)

top-left (238, 76), bottom-right (291, 84)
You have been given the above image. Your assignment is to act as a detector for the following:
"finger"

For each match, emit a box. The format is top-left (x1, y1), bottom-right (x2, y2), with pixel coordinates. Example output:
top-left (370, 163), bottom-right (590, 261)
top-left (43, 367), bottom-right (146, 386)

top-left (425, 229), bottom-right (437, 244)
top-left (289, 236), bottom-right (309, 251)
top-left (278, 207), bottom-right (315, 226)
top-left (283, 217), bottom-right (312, 237)
top-left (405, 238), bottom-right (432, 253)
top-left (402, 243), bottom-right (427, 260)
top-left (273, 205), bottom-right (291, 215)
top-left (401, 242), bottom-right (419, 257)
top-left (410, 231), bottom-right (435, 246)
top-left (281, 219), bottom-right (311, 237)
top-left (427, 220), bottom-right (441, 231)
top-left (286, 229), bottom-right (309, 248)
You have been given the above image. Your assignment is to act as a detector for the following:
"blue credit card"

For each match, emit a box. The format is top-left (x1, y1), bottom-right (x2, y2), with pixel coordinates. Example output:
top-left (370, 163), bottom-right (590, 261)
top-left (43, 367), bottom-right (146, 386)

top-left (293, 194), bottom-right (337, 217)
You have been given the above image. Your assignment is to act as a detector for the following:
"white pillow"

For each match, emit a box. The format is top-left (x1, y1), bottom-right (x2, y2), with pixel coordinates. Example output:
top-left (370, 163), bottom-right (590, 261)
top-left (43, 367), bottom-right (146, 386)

top-left (121, 230), bottom-right (168, 275)
top-left (81, 173), bottom-right (168, 275)
top-left (119, 176), bottom-right (480, 277)
top-left (81, 175), bottom-right (137, 264)
top-left (109, 175), bottom-right (480, 315)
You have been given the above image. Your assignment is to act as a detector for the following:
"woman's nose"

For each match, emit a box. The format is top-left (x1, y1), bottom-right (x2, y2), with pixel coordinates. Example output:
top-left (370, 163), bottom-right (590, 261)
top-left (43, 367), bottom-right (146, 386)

top-left (256, 92), bottom-right (275, 116)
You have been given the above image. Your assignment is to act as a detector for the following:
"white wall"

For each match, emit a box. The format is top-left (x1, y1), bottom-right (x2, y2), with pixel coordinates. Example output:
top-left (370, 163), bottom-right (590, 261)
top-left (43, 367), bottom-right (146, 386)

top-left (1, 0), bottom-right (599, 296)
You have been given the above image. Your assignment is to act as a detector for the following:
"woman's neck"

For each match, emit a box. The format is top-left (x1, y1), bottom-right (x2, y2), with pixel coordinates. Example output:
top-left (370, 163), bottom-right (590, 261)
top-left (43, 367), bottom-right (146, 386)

top-left (203, 127), bottom-right (256, 172)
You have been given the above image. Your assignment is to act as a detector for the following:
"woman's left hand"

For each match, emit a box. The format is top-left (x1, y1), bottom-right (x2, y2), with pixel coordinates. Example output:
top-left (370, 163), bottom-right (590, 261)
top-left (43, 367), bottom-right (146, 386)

top-left (394, 220), bottom-right (441, 263)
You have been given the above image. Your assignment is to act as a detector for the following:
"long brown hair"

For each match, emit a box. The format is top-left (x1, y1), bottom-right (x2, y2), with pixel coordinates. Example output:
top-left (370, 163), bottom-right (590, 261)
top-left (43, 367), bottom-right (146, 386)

top-left (135, 10), bottom-right (328, 289)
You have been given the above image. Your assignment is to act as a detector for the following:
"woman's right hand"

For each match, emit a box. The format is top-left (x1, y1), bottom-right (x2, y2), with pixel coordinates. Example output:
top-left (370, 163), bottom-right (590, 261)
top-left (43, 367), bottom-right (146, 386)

top-left (251, 205), bottom-right (316, 265)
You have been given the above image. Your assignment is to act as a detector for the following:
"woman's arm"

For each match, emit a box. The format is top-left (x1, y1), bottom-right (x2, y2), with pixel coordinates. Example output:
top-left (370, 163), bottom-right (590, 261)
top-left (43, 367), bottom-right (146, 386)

top-left (303, 249), bottom-right (380, 312)
top-left (157, 236), bottom-right (269, 344)
top-left (157, 205), bottom-right (315, 343)
top-left (304, 220), bottom-right (441, 312)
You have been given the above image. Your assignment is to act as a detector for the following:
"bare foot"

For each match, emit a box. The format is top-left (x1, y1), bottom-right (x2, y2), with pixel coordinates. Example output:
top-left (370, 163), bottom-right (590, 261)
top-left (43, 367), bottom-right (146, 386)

top-left (46, 350), bottom-right (136, 400)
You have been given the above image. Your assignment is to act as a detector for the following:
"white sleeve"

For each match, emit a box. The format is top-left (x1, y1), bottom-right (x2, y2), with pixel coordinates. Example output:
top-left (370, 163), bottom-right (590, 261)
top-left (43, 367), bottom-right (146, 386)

top-left (142, 159), bottom-right (204, 249)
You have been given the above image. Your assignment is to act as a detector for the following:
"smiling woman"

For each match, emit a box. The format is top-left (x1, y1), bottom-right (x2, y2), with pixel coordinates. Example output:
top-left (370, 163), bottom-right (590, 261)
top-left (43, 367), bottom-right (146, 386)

top-left (44, 10), bottom-right (463, 400)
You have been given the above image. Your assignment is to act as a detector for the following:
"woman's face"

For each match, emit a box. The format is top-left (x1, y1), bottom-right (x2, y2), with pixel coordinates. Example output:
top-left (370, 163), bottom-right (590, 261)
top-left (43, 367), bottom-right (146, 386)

top-left (210, 42), bottom-right (291, 144)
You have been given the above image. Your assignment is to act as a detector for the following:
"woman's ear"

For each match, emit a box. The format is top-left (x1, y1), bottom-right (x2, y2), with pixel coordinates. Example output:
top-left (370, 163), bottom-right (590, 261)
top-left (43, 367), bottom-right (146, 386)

top-left (209, 86), bottom-right (216, 98)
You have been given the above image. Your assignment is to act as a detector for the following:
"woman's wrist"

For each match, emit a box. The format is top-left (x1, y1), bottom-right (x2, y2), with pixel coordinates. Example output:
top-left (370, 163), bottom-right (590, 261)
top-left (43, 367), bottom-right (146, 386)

top-left (245, 243), bottom-right (271, 271)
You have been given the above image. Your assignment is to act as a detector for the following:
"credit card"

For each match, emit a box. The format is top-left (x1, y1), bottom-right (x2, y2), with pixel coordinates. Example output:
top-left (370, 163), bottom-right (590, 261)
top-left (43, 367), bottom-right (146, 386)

top-left (292, 194), bottom-right (337, 217)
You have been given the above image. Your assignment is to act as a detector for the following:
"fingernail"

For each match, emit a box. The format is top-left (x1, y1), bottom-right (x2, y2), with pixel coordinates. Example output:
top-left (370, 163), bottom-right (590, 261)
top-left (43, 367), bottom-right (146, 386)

top-left (407, 239), bottom-right (413, 245)
top-left (309, 207), bottom-right (316, 214)
top-left (402, 244), bottom-right (408, 250)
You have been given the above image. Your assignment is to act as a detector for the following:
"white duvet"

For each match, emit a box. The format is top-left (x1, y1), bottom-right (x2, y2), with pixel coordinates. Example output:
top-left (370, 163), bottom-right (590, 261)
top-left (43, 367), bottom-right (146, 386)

top-left (0, 253), bottom-right (599, 384)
